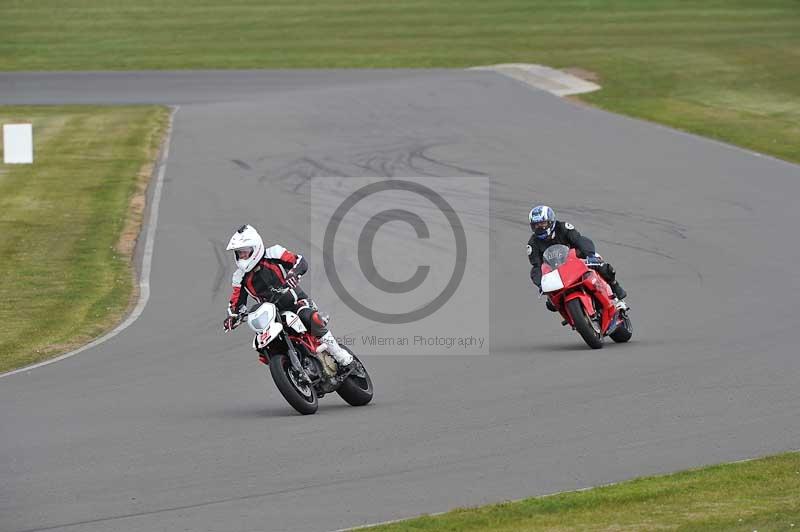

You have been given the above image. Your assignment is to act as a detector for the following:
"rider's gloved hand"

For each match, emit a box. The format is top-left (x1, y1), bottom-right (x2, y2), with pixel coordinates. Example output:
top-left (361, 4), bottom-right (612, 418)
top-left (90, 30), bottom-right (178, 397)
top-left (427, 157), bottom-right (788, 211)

top-left (285, 268), bottom-right (301, 289)
top-left (223, 306), bottom-right (240, 332)
top-left (585, 253), bottom-right (604, 268)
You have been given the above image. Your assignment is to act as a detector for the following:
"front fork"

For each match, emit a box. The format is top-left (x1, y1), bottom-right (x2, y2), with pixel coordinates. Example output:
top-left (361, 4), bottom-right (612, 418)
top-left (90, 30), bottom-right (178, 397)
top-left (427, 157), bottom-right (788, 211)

top-left (258, 334), bottom-right (312, 384)
top-left (283, 334), bottom-right (312, 384)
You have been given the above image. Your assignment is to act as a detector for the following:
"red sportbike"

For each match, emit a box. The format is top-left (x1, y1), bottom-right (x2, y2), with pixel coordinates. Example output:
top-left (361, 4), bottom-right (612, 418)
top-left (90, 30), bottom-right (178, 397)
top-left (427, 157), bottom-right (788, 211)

top-left (540, 244), bottom-right (632, 349)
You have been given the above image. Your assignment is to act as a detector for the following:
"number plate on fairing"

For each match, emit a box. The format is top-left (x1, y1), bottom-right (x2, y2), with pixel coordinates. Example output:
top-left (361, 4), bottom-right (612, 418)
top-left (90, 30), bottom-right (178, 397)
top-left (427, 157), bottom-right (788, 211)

top-left (252, 321), bottom-right (284, 350)
top-left (541, 270), bottom-right (564, 293)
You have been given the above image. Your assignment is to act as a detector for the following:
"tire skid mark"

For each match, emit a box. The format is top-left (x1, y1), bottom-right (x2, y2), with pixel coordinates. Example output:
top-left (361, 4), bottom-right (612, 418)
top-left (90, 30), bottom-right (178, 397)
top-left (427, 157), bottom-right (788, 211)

top-left (258, 141), bottom-right (487, 194)
top-left (230, 158), bottom-right (253, 171)
top-left (210, 238), bottom-right (228, 297)
top-left (561, 205), bottom-right (688, 240)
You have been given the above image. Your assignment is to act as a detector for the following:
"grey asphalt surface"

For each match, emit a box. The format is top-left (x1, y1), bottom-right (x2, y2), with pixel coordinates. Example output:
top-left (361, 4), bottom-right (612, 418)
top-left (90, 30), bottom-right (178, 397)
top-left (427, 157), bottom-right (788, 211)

top-left (2, 70), bottom-right (799, 532)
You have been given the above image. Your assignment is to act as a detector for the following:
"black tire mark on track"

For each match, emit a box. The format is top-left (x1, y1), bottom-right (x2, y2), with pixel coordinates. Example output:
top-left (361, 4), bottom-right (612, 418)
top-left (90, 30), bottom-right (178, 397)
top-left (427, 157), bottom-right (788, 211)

top-left (210, 238), bottom-right (228, 297)
top-left (230, 159), bottom-right (253, 171)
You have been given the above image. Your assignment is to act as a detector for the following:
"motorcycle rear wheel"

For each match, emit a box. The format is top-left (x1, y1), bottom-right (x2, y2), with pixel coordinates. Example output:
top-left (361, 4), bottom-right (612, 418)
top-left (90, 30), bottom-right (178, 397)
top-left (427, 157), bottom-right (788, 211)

top-left (336, 348), bottom-right (373, 407)
top-left (566, 298), bottom-right (603, 349)
top-left (269, 353), bottom-right (318, 415)
top-left (610, 312), bottom-right (633, 343)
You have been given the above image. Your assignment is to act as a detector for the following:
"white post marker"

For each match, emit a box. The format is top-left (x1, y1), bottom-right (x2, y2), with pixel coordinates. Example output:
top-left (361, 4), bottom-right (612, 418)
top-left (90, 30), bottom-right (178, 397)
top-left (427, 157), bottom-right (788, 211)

top-left (3, 124), bottom-right (34, 164)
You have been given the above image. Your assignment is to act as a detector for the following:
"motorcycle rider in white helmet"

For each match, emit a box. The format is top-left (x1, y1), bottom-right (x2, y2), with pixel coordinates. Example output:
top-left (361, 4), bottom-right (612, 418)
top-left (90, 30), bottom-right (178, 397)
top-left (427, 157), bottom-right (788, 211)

top-left (527, 205), bottom-right (628, 311)
top-left (222, 224), bottom-right (353, 372)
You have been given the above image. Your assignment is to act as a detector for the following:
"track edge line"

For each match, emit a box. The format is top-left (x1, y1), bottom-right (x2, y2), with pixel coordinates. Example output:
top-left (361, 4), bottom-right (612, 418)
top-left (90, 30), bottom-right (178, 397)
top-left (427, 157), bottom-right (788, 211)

top-left (0, 105), bottom-right (179, 379)
top-left (333, 449), bottom-right (800, 532)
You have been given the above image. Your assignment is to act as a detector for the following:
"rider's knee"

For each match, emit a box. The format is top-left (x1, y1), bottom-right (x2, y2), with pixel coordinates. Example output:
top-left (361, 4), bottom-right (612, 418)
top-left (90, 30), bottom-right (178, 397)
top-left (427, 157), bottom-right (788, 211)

top-left (299, 307), bottom-right (328, 336)
top-left (599, 262), bottom-right (616, 282)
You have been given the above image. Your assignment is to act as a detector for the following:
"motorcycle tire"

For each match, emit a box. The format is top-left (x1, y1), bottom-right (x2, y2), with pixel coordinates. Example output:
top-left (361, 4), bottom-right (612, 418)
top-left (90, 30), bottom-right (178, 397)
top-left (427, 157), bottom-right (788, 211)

top-left (566, 298), bottom-right (603, 349)
top-left (269, 353), bottom-right (318, 415)
top-left (610, 312), bottom-right (633, 343)
top-left (336, 348), bottom-right (373, 407)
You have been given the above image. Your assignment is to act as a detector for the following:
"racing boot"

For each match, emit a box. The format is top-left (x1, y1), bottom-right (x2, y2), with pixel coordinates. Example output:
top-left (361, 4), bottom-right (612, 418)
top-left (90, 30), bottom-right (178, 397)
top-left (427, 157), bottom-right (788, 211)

top-left (319, 331), bottom-right (354, 374)
top-left (610, 280), bottom-right (627, 300)
top-left (610, 281), bottom-right (629, 311)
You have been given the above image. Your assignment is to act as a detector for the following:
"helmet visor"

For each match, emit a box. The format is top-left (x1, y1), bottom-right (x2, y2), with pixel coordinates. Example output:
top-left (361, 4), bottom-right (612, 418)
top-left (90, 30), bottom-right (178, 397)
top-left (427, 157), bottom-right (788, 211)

top-left (235, 247), bottom-right (254, 260)
top-left (532, 220), bottom-right (551, 234)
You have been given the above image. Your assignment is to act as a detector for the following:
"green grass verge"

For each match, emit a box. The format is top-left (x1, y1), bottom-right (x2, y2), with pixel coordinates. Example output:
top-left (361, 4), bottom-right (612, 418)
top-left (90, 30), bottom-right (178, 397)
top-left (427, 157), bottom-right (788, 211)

top-left (0, 106), bottom-right (169, 373)
top-left (2, 1), bottom-right (799, 163)
top-left (363, 452), bottom-right (800, 531)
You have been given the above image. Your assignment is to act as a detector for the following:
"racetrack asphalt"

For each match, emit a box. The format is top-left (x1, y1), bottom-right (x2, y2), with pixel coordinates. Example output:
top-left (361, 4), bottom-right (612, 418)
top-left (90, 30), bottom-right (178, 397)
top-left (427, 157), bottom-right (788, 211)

top-left (1, 70), bottom-right (799, 532)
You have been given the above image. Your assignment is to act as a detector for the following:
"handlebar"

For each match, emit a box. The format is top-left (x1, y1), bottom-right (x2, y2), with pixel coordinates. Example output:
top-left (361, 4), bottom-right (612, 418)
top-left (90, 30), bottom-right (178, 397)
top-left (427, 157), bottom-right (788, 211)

top-left (236, 286), bottom-right (292, 320)
top-left (225, 285), bottom-right (295, 332)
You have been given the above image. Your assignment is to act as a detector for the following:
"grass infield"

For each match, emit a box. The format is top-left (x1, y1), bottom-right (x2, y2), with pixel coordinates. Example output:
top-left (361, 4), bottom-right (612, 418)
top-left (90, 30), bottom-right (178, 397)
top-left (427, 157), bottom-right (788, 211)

top-left (0, 106), bottom-right (169, 373)
top-left (2, 0), bottom-right (799, 163)
top-left (362, 451), bottom-right (800, 532)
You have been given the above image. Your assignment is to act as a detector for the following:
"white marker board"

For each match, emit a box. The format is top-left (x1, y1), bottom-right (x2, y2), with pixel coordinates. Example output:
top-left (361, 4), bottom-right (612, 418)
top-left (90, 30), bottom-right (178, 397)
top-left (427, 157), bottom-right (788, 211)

top-left (3, 124), bottom-right (34, 164)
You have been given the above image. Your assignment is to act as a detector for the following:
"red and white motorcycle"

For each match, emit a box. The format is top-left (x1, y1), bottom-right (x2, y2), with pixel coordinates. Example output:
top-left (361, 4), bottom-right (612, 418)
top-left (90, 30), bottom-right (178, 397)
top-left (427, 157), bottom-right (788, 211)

top-left (230, 288), bottom-right (373, 415)
top-left (540, 244), bottom-right (633, 349)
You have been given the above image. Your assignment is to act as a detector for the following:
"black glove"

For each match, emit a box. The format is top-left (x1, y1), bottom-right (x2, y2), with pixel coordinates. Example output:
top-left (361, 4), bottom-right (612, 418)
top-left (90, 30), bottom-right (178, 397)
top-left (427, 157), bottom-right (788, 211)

top-left (223, 315), bottom-right (237, 332)
top-left (285, 269), bottom-right (301, 289)
top-left (584, 253), bottom-right (604, 268)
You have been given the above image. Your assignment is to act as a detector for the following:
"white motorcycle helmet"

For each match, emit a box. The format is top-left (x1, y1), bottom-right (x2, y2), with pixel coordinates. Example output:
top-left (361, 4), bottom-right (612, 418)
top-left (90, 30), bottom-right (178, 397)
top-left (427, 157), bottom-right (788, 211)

top-left (226, 224), bottom-right (265, 273)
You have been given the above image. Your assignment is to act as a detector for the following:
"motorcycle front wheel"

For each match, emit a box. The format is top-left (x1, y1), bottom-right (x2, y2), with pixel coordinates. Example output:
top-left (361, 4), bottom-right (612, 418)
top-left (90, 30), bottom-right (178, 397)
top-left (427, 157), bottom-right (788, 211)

top-left (336, 348), bottom-right (373, 407)
top-left (566, 298), bottom-right (603, 349)
top-left (269, 353), bottom-right (319, 415)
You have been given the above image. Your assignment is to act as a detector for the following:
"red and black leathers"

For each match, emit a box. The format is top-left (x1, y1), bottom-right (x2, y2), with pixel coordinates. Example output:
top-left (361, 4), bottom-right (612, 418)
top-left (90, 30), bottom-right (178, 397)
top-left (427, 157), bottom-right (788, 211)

top-left (528, 221), bottom-right (626, 299)
top-left (228, 245), bottom-right (329, 336)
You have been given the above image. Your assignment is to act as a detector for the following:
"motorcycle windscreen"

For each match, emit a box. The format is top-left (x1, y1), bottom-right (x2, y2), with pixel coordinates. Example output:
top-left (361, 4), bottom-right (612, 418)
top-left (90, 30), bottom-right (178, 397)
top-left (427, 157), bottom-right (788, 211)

top-left (543, 244), bottom-right (570, 269)
top-left (541, 270), bottom-right (564, 293)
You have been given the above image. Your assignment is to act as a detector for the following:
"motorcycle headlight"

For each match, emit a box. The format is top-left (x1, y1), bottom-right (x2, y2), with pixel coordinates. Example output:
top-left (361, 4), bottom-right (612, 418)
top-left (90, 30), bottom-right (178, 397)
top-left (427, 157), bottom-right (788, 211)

top-left (248, 303), bottom-right (276, 332)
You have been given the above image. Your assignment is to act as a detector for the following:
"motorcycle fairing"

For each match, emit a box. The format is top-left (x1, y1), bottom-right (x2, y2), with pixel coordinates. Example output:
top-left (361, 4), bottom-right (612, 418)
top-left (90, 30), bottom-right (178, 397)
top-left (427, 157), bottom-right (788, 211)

top-left (554, 254), bottom-right (588, 288)
top-left (559, 270), bottom-right (618, 333)
top-left (247, 302), bottom-right (278, 332)
top-left (546, 253), bottom-right (619, 334)
top-left (583, 270), bottom-right (618, 334)
top-left (247, 302), bottom-right (284, 350)
top-left (282, 311), bottom-right (307, 333)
